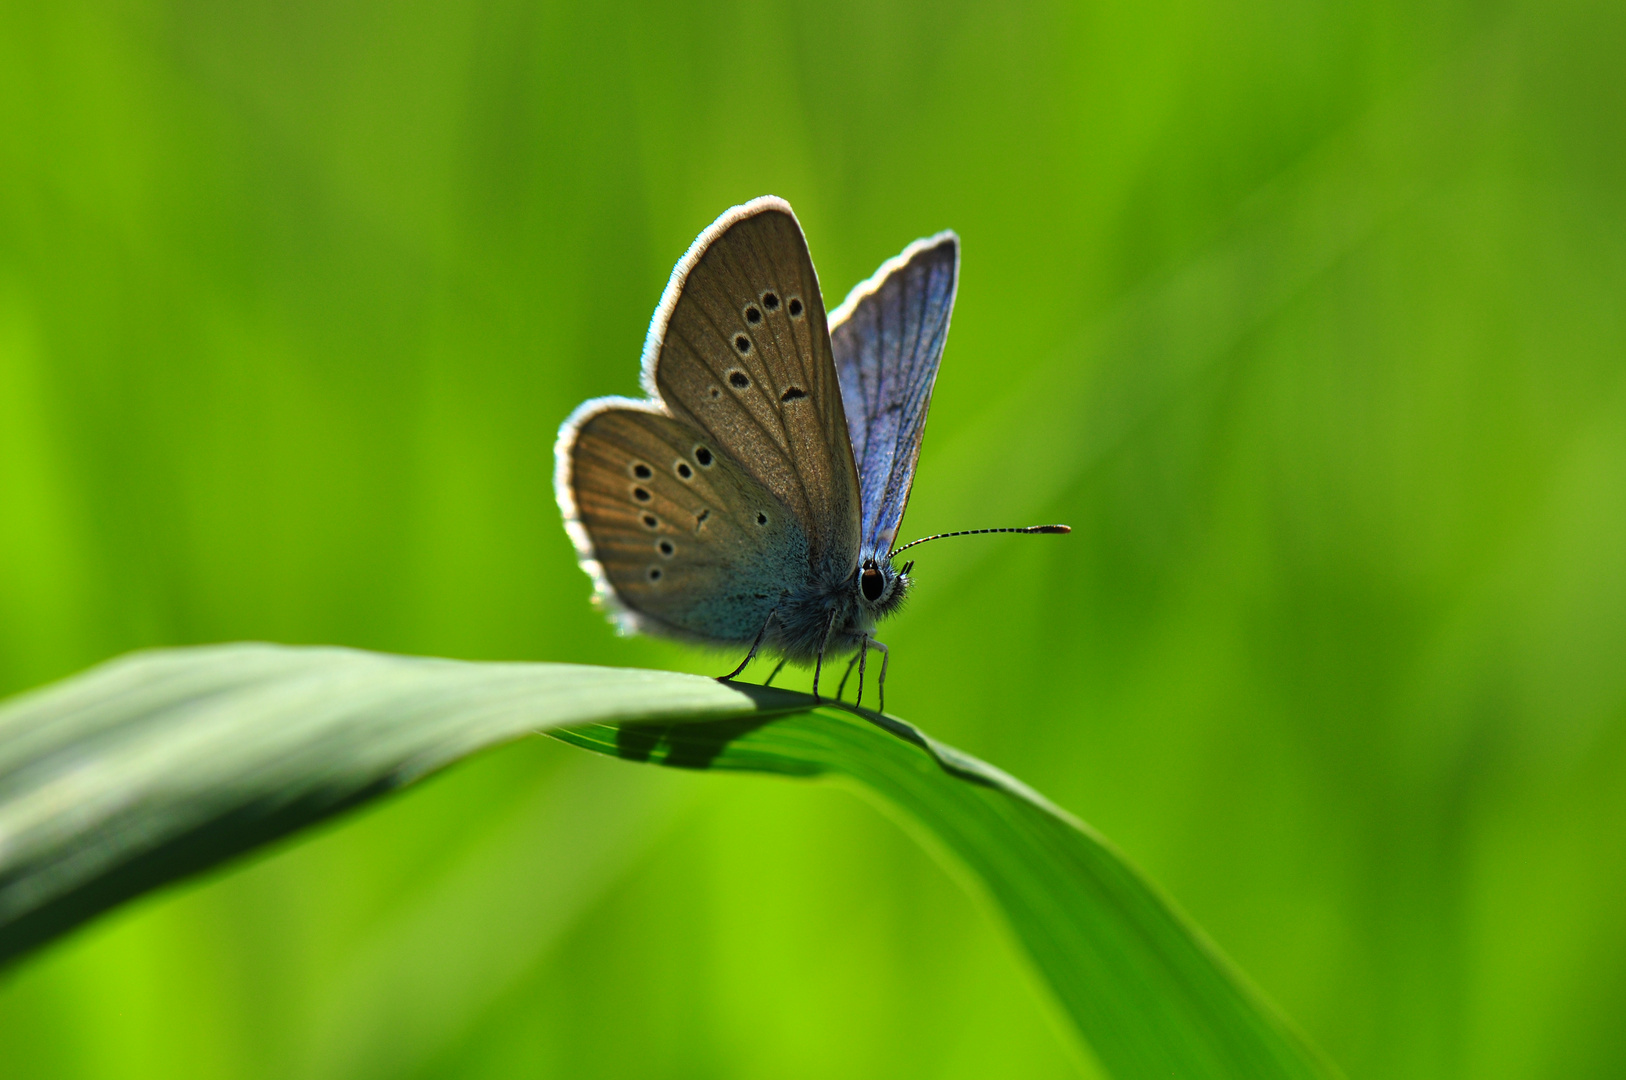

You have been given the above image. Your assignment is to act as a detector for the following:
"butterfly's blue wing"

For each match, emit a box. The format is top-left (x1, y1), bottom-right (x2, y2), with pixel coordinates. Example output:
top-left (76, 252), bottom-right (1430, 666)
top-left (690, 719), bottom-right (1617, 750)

top-left (829, 233), bottom-right (959, 557)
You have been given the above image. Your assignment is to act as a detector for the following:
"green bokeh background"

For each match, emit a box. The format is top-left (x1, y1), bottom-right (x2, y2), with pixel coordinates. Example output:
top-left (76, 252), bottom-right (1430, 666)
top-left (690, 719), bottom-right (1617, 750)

top-left (2, 0), bottom-right (1624, 1076)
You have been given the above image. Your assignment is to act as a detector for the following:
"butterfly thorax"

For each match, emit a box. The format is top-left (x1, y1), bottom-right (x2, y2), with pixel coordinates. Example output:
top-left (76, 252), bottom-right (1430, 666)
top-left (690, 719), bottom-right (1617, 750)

top-left (765, 548), bottom-right (909, 663)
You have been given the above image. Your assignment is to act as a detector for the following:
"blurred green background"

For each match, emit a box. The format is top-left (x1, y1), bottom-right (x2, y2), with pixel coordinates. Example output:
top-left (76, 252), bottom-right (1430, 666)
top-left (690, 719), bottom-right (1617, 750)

top-left (2, 0), bottom-right (1624, 1076)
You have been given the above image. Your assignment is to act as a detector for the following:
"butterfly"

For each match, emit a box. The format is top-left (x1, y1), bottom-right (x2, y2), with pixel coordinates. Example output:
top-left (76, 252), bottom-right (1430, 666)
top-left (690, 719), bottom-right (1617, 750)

top-left (555, 197), bottom-right (1066, 710)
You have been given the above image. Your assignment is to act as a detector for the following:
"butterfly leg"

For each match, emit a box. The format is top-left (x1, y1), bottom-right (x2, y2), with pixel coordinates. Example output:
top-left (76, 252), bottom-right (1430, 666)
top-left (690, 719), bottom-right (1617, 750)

top-left (810, 608), bottom-right (840, 702)
top-left (870, 640), bottom-right (891, 713)
top-left (718, 608), bottom-right (777, 682)
top-left (762, 658), bottom-right (788, 687)
top-left (854, 637), bottom-right (870, 708)
top-left (835, 653), bottom-right (860, 701)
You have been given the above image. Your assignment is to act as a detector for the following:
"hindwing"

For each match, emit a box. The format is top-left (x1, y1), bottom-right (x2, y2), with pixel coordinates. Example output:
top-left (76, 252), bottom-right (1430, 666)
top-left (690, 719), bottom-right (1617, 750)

top-left (556, 401), bottom-right (807, 644)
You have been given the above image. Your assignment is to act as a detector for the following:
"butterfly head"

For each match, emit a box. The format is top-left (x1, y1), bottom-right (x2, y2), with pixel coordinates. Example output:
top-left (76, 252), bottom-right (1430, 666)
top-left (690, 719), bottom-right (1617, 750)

top-left (855, 555), bottom-right (910, 619)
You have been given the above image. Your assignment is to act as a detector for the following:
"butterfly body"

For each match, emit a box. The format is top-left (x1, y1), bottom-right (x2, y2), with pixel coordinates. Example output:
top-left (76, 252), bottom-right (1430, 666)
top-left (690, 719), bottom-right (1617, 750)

top-left (771, 550), bottom-right (909, 663)
top-left (556, 196), bottom-right (962, 702)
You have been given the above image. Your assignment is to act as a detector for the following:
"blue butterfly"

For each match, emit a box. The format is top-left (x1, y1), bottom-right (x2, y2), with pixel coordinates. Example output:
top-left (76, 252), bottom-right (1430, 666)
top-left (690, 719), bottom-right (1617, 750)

top-left (556, 197), bottom-right (1066, 709)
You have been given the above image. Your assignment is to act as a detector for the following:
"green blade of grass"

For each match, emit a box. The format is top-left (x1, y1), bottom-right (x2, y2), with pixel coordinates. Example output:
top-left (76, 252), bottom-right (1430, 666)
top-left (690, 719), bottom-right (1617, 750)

top-left (555, 708), bottom-right (1336, 1080)
top-left (0, 644), bottom-right (1335, 1079)
top-left (0, 643), bottom-right (807, 968)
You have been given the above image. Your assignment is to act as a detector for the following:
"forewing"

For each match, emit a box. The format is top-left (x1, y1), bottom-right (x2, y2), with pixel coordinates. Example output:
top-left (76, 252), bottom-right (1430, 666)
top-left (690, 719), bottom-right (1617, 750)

top-left (645, 197), bottom-right (860, 572)
top-left (828, 232), bottom-right (959, 556)
top-left (556, 400), bottom-right (809, 646)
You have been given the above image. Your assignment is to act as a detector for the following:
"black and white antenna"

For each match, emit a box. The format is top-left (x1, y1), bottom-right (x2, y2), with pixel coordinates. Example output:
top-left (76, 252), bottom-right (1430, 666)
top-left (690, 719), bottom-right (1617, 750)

top-left (888, 525), bottom-right (1069, 572)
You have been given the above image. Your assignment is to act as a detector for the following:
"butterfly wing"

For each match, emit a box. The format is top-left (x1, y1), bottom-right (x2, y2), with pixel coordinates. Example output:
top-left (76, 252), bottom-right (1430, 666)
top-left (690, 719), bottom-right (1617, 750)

top-left (643, 197), bottom-right (861, 575)
top-left (555, 398), bottom-right (810, 644)
top-left (828, 232), bottom-right (960, 556)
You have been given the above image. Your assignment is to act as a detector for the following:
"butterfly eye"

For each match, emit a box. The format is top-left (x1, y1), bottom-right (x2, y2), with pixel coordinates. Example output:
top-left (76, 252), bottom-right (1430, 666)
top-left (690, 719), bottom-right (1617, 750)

top-left (860, 565), bottom-right (885, 602)
top-left (761, 291), bottom-right (779, 311)
top-left (787, 296), bottom-right (803, 318)
top-left (694, 446), bottom-right (714, 466)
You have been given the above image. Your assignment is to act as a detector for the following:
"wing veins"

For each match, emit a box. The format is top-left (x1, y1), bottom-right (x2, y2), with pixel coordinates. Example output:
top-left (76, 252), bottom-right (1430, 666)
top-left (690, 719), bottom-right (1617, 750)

top-left (728, 219), bottom-right (822, 528)
top-left (669, 316), bottom-right (797, 467)
top-left (881, 260), bottom-right (949, 528)
top-left (878, 267), bottom-right (938, 532)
